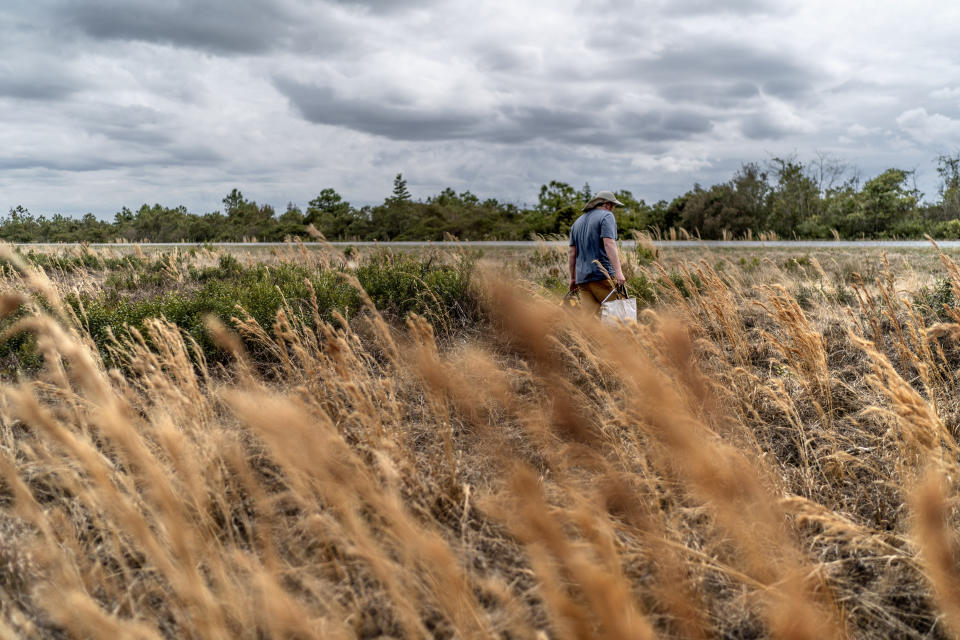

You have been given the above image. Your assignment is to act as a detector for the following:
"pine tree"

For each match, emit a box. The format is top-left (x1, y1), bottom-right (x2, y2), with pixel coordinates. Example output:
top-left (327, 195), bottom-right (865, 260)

top-left (390, 173), bottom-right (411, 204)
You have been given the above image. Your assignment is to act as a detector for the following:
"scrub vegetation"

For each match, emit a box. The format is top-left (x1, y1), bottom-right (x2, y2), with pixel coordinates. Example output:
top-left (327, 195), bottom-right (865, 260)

top-left (3, 152), bottom-right (960, 242)
top-left (3, 240), bottom-right (960, 638)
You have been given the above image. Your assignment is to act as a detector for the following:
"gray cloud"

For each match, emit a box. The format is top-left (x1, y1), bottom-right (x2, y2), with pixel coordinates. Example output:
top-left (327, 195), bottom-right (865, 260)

top-left (636, 41), bottom-right (816, 100)
top-left (83, 105), bottom-right (182, 147)
top-left (275, 79), bottom-right (483, 141)
top-left (0, 75), bottom-right (79, 101)
top-left (659, 81), bottom-right (759, 107)
top-left (0, 99), bottom-right (224, 179)
top-left (576, 0), bottom-right (778, 16)
top-left (276, 77), bottom-right (713, 148)
top-left (740, 112), bottom-right (798, 140)
top-left (661, 0), bottom-right (781, 15)
top-left (59, 0), bottom-right (298, 54)
top-left (492, 106), bottom-right (611, 145)
top-left (0, 51), bottom-right (86, 101)
top-left (826, 78), bottom-right (885, 95)
top-left (325, 0), bottom-right (440, 13)
top-left (926, 88), bottom-right (960, 120)
top-left (762, 79), bottom-right (810, 100)
top-left (0, 0), bottom-right (956, 214)
top-left (0, 156), bottom-right (124, 172)
top-left (618, 110), bottom-right (714, 141)
top-left (0, 144), bottom-right (222, 173)
top-left (475, 47), bottom-right (535, 74)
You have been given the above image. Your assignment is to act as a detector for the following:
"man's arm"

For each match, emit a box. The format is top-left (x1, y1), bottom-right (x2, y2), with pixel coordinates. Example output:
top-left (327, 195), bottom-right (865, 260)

top-left (602, 237), bottom-right (626, 285)
top-left (568, 245), bottom-right (577, 291)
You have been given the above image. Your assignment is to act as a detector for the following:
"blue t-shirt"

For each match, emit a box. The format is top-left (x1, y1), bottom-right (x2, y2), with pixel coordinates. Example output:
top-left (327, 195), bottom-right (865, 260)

top-left (569, 209), bottom-right (617, 284)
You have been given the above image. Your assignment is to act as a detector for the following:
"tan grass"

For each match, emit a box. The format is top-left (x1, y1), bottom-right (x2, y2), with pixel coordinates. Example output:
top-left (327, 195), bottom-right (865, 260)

top-left (1, 243), bottom-right (960, 637)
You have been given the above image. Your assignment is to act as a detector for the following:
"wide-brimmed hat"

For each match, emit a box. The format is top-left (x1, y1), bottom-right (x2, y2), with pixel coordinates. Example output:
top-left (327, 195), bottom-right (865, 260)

top-left (583, 190), bottom-right (625, 211)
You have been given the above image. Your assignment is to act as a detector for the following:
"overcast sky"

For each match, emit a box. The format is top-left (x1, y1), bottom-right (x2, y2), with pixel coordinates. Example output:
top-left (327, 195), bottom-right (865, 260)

top-left (2, 0), bottom-right (959, 217)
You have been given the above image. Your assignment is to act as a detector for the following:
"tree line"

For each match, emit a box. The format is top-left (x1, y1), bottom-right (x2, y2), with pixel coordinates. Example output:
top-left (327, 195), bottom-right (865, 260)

top-left (3, 154), bottom-right (960, 243)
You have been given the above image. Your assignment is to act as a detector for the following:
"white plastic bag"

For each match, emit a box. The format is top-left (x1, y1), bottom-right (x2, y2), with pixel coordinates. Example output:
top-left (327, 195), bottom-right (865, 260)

top-left (600, 286), bottom-right (637, 325)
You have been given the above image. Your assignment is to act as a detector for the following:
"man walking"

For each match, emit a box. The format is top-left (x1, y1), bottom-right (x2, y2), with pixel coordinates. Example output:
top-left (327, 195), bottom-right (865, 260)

top-left (568, 190), bottom-right (626, 315)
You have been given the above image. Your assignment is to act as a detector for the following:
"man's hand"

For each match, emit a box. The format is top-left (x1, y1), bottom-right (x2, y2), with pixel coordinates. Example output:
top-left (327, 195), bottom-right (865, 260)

top-left (602, 237), bottom-right (626, 287)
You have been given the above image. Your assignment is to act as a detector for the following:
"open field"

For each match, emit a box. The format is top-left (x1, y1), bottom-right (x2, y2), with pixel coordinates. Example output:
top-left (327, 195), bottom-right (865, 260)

top-left (3, 241), bottom-right (960, 637)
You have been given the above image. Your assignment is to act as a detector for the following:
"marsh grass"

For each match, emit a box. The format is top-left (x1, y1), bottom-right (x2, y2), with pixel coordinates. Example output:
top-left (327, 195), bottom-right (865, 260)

top-left (1, 242), bottom-right (960, 637)
top-left (0, 246), bottom-right (481, 376)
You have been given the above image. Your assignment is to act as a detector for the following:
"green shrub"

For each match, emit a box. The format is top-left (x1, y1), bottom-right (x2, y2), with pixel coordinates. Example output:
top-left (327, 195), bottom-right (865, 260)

top-left (626, 273), bottom-right (656, 306)
top-left (529, 245), bottom-right (565, 268)
top-left (793, 284), bottom-right (816, 309)
top-left (662, 271), bottom-right (703, 298)
top-left (913, 278), bottom-right (955, 320)
top-left (0, 311), bottom-right (43, 377)
top-left (782, 254), bottom-right (812, 272)
top-left (1, 248), bottom-right (480, 376)
top-left (829, 283), bottom-right (855, 306)
top-left (933, 219), bottom-right (960, 239)
top-left (356, 250), bottom-right (479, 328)
top-left (738, 256), bottom-right (761, 273)
top-left (68, 250), bottom-right (480, 369)
top-left (634, 245), bottom-right (657, 266)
